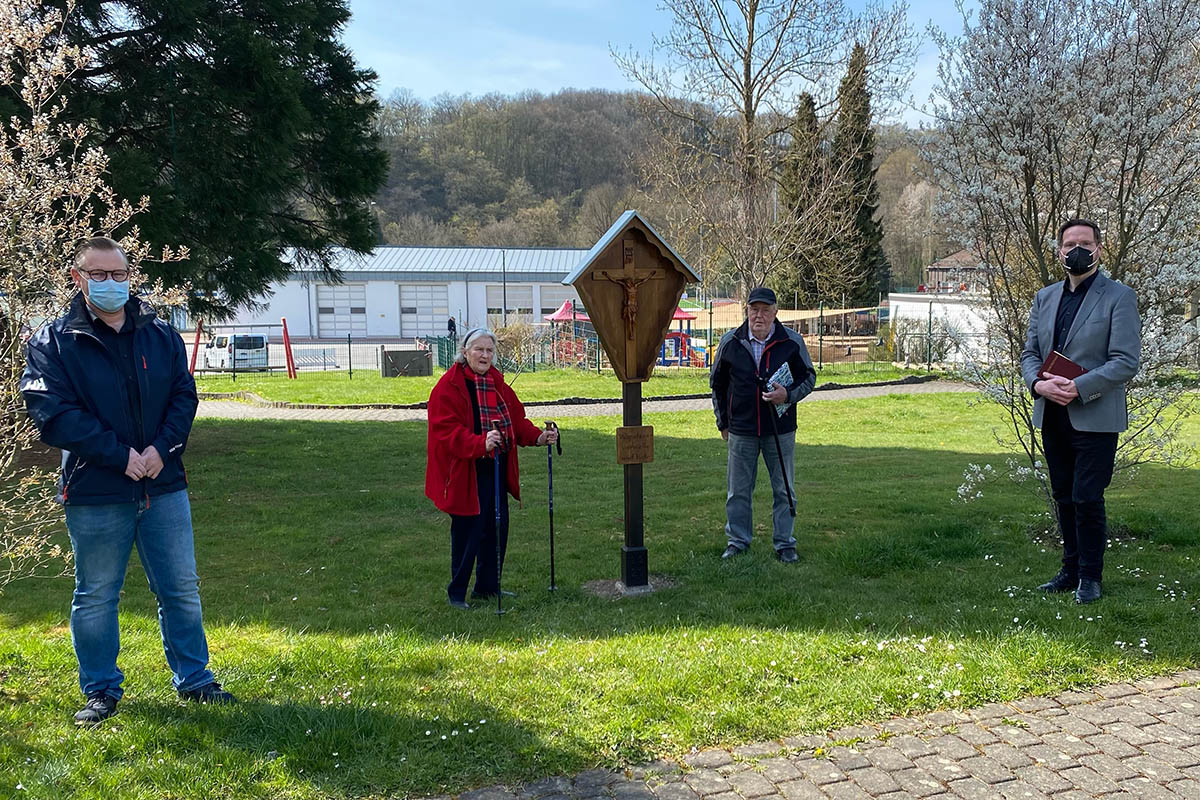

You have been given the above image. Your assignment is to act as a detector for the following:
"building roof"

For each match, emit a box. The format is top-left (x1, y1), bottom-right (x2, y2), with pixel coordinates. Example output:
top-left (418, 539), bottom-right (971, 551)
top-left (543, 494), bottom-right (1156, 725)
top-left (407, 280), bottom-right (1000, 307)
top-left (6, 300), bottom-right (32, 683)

top-left (701, 303), bottom-right (877, 331)
top-left (929, 249), bottom-right (982, 270)
top-left (544, 300), bottom-right (590, 321)
top-left (286, 245), bottom-right (592, 281)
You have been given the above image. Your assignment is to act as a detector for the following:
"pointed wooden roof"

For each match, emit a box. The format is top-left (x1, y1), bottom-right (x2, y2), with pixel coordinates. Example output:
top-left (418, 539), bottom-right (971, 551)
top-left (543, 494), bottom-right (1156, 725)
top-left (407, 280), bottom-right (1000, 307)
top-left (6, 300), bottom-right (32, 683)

top-left (562, 210), bottom-right (700, 286)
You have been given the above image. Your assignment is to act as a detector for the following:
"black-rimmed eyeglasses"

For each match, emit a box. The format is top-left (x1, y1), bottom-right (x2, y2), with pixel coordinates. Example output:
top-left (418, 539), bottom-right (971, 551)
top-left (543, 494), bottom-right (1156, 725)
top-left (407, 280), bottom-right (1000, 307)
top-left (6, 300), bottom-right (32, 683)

top-left (82, 269), bottom-right (130, 282)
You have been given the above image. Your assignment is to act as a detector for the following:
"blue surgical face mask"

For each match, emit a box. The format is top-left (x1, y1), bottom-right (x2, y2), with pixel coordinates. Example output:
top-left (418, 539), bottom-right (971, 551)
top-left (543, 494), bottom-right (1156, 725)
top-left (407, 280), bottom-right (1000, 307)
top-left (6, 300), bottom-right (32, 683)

top-left (86, 278), bottom-right (130, 312)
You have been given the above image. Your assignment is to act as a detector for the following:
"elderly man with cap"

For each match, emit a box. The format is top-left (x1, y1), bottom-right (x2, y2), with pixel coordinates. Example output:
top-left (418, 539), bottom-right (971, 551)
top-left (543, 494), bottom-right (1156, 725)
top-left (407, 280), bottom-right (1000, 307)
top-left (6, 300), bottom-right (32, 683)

top-left (710, 287), bottom-right (816, 562)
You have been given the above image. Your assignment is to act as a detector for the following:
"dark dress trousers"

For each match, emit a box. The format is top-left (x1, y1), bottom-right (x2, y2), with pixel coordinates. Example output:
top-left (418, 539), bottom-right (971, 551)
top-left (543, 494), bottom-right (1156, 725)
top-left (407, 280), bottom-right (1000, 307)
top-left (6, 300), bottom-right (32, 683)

top-left (1019, 272), bottom-right (1140, 581)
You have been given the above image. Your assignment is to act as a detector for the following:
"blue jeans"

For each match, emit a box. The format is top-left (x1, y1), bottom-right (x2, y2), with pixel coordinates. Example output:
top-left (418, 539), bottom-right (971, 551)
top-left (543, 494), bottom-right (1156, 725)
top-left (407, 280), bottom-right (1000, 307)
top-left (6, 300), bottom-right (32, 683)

top-left (725, 430), bottom-right (797, 551)
top-left (64, 489), bottom-right (215, 698)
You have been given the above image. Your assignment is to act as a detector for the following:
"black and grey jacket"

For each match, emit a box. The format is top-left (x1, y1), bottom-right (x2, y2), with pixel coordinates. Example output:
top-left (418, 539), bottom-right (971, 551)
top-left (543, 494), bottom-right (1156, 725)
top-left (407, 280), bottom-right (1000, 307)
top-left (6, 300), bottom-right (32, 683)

top-left (710, 321), bottom-right (815, 437)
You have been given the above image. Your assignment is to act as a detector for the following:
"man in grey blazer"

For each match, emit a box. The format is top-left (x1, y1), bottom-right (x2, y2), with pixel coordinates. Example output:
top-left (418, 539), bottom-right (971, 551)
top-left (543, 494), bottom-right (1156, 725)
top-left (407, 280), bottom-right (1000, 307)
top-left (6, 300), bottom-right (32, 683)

top-left (1020, 219), bottom-right (1140, 604)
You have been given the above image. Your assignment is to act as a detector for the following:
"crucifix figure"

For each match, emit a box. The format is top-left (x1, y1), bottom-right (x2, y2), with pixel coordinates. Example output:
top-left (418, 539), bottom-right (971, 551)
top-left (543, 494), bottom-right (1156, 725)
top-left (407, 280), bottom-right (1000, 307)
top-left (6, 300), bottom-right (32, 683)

top-left (607, 274), bottom-right (653, 341)
top-left (597, 239), bottom-right (663, 343)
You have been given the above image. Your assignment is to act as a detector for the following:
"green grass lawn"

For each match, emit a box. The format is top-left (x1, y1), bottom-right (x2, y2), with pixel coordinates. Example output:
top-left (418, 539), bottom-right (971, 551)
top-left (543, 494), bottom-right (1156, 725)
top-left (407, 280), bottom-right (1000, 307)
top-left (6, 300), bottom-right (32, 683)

top-left (2, 393), bottom-right (1197, 799)
top-left (195, 363), bottom-right (935, 406)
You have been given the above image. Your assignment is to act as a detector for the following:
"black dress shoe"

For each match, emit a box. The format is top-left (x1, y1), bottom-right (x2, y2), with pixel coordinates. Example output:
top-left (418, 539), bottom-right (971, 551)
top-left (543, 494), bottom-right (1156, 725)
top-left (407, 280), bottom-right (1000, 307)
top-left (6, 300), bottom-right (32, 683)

top-left (74, 692), bottom-right (118, 725)
top-left (1037, 569), bottom-right (1078, 593)
top-left (1076, 579), bottom-right (1102, 604)
top-left (721, 544), bottom-right (745, 559)
top-left (448, 598), bottom-right (470, 610)
top-left (776, 547), bottom-right (799, 564)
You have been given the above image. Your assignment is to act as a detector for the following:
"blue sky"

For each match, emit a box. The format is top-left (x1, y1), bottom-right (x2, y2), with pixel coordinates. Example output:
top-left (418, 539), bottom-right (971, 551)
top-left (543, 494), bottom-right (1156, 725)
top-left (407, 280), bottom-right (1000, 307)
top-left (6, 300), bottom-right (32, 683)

top-left (342, 2), bottom-right (969, 126)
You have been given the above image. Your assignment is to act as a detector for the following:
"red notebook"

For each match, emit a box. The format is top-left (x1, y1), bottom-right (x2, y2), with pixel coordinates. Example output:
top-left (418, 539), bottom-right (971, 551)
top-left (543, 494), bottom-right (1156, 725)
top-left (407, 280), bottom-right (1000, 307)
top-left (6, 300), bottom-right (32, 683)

top-left (1039, 350), bottom-right (1087, 380)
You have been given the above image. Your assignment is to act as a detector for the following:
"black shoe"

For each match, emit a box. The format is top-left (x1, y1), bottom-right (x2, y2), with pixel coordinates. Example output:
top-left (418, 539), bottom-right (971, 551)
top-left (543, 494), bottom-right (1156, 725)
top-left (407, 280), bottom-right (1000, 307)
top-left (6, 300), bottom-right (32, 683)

top-left (1076, 579), bottom-right (1102, 604)
top-left (721, 544), bottom-right (746, 559)
top-left (448, 597), bottom-right (470, 610)
top-left (179, 681), bottom-right (237, 704)
top-left (1037, 569), bottom-right (1078, 593)
top-left (776, 547), bottom-right (799, 564)
top-left (471, 590), bottom-right (517, 599)
top-left (74, 691), bottom-right (118, 725)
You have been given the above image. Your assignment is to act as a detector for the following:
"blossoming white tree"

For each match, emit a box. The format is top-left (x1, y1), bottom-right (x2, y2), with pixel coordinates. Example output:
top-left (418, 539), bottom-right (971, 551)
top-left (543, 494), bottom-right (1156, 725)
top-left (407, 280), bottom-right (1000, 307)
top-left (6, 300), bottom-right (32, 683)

top-left (924, 0), bottom-right (1200, 507)
top-left (1, 0), bottom-right (184, 590)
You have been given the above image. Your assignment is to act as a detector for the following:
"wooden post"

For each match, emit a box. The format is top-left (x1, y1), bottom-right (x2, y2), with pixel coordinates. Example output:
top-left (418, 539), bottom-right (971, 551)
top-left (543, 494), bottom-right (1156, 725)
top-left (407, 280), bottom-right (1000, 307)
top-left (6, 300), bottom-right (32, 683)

top-left (818, 302), bottom-right (824, 370)
top-left (620, 381), bottom-right (647, 587)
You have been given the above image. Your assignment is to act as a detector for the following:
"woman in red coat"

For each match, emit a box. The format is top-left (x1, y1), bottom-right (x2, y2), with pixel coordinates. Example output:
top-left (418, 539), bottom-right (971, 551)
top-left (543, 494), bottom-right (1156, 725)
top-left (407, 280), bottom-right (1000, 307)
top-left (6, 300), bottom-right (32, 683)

top-left (425, 328), bottom-right (558, 609)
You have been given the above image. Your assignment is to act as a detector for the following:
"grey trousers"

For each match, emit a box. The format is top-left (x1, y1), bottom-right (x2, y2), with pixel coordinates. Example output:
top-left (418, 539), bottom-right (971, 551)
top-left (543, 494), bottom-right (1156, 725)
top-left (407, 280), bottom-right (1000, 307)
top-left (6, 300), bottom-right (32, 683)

top-left (725, 430), bottom-right (797, 551)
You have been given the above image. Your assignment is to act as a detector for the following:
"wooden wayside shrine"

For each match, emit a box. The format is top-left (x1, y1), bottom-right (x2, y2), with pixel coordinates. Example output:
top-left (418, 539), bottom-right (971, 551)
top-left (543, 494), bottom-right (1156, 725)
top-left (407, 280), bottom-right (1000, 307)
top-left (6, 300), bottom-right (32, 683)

top-left (563, 211), bottom-right (700, 589)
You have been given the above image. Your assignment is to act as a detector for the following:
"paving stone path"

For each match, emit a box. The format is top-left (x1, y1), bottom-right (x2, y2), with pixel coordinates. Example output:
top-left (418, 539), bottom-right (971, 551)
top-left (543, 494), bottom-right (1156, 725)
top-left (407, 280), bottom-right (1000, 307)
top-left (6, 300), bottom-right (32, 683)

top-left (440, 671), bottom-right (1200, 800)
top-left (196, 380), bottom-right (973, 422)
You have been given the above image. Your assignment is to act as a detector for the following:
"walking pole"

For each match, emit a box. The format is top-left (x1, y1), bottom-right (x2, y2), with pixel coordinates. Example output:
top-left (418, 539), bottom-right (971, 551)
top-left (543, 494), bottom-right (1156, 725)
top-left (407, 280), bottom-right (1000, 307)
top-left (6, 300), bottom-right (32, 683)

top-left (492, 421), bottom-right (507, 616)
top-left (545, 421), bottom-right (562, 592)
top-left (762, 380), bottom-right (796, 517)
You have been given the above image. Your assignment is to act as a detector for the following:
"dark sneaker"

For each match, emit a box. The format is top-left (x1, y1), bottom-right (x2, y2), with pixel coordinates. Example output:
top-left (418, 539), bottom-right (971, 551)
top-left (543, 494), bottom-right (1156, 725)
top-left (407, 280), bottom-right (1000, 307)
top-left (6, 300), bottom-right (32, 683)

top-left (1075, 579), bottom-right (1102, 604)
top-left (179, 681), bottom-right (237, 704)
top-left (776, 547), bottom-right (799, 564)
top-left (721, 544), bottom-right (746, 559)
top-left (1037, 569), bottom-right (1078, 593)
top-left (448, 597), bottom-right (470, 610)
top-left (471, 590), bottom-right (516, 600)
top-left (74, 692), bottom-right (119, 725)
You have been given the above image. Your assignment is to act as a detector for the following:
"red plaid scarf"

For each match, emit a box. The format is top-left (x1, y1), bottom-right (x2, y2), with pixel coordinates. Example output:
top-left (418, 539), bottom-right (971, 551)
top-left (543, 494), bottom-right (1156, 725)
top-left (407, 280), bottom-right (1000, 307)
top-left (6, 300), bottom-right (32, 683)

top-left (471, 366), bottom-right (513, 450)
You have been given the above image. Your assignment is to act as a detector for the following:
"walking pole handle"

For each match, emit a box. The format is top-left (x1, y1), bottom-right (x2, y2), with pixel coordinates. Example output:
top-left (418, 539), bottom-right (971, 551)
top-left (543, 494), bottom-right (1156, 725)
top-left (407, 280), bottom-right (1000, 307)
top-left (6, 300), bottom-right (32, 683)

top-left (545, 420), bottom-right (561, 455)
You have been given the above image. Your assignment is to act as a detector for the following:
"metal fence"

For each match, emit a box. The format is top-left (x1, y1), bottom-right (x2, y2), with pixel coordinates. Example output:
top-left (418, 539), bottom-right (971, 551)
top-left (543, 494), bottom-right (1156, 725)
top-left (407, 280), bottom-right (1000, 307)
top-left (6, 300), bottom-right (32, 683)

top-left (184, 303), bottom-right (987, 382)
top-left (187, 327), bottom-right (439, 381)
top-left (484, 328), bottom-right (609, 375)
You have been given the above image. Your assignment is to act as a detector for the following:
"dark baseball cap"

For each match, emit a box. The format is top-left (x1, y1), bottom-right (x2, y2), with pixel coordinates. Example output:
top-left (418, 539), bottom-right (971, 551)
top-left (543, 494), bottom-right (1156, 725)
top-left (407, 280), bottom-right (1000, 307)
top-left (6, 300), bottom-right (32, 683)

top-left (747, 287), bottom-right (777, 305)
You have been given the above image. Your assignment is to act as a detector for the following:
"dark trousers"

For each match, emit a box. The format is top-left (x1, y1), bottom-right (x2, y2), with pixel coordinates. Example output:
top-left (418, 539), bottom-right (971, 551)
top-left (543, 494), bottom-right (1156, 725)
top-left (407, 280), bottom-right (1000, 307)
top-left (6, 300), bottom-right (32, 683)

top-left (448, 455), bottom-right (509, 602)
top-left (1041, 404), bottom-right (1118, 582)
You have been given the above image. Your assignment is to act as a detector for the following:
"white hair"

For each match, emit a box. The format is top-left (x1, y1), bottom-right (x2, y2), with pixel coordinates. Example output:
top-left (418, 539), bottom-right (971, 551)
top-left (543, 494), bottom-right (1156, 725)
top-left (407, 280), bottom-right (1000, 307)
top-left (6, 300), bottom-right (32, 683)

top-left (454, 327), bottom-right (498, 364)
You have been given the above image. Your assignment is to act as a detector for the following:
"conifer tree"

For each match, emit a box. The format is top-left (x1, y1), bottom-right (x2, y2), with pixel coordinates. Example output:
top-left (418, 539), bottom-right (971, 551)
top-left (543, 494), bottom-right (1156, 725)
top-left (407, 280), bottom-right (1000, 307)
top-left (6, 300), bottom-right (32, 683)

top-left (773, 94), bottom-right (823, 306)
top-left (830, 43), bottom-right (890, 305)
top-left (53, 0), bottom-right (388, 315)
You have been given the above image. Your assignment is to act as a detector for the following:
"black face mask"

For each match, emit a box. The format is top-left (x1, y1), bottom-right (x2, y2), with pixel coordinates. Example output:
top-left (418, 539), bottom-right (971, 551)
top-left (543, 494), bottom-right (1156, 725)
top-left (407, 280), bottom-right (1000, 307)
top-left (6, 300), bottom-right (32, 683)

top-left (1063, 245), bottom-right (1096, 276)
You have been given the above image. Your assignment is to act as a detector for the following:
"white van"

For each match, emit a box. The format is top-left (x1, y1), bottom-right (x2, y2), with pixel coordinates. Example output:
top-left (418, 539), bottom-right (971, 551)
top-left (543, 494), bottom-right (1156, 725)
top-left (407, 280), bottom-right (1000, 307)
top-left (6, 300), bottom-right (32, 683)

top-left (203, 334), bottom-right (269, 370)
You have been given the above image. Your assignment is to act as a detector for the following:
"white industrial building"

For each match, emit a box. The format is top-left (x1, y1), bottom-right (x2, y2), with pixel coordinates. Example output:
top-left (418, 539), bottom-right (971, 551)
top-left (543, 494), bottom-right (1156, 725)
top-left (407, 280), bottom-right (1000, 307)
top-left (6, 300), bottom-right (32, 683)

top-left (887, 292), bottom-right (994, 365)
top-left (887, 249), bottom-right (994, 365)
top-left (231, 246), bottom-right (589, 339)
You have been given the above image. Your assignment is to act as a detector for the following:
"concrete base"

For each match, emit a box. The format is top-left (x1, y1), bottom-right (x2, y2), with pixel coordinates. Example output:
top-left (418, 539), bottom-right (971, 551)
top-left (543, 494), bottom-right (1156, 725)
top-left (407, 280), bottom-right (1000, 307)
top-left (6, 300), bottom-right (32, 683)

top-left (582, 574), bottom-right (679, 600)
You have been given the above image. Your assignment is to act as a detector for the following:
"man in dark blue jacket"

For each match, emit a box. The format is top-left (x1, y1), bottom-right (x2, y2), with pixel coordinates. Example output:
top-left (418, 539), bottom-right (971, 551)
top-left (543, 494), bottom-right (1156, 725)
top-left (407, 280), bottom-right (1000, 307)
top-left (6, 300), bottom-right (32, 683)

top-left (710, 287), bottom-right (816, 562)
top-left (21, 237), bottom-right (235, 725)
